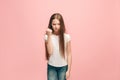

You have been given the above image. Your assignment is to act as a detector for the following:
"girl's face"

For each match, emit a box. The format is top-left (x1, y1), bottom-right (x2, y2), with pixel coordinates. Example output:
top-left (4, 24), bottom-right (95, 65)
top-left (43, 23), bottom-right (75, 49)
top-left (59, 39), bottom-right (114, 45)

top-left (52, 19), bottom-right (60, 34)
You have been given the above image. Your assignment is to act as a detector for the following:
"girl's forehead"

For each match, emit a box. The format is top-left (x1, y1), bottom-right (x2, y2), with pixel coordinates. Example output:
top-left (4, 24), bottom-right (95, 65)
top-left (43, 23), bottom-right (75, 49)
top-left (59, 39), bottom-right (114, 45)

top-left (52, 19), bottom-right (60, 23)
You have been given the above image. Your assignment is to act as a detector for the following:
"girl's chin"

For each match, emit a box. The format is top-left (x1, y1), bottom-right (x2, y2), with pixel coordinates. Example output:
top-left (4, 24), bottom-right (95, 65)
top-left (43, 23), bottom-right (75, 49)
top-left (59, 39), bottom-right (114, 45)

top-left (54, 30), bottom-right (59, 32)
top-left (54, 30), bottom-right (60, 34)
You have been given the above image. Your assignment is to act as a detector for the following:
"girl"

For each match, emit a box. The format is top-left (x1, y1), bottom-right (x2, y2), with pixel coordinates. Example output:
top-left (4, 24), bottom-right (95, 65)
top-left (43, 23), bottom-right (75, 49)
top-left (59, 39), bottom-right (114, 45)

top-left (44, 13), bottom-right (72, 80)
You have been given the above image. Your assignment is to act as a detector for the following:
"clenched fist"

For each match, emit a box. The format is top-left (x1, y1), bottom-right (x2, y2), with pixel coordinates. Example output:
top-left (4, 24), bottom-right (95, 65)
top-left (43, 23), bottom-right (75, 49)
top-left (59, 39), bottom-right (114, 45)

top-left (46, 28), bottom-right (52, 35)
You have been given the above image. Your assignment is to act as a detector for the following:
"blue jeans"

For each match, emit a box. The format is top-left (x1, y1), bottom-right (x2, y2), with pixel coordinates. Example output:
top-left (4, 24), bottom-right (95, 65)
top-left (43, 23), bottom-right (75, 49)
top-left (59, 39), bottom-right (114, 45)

top-left (47, 64), bottom-right (68, 80)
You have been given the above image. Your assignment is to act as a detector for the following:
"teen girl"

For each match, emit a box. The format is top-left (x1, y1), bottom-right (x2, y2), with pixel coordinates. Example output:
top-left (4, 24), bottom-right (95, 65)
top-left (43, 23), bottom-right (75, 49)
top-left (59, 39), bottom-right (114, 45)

top-left (44, 13), bottom-right (72, 80)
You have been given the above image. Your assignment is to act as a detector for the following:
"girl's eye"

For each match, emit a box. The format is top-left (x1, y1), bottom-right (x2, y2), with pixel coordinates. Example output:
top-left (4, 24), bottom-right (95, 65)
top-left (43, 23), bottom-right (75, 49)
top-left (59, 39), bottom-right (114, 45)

top-left (52, 23), bottom-right (60, 25)
top-left (52, 24), bottom-right (56, 25)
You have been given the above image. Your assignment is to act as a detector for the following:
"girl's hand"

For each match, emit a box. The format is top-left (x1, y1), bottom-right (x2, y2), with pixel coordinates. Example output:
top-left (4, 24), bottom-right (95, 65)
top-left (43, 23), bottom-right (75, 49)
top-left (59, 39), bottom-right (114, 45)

top-left (66, 70), bottom-right (70, 79)
top-left (46, 28), bottom-right (52, 35)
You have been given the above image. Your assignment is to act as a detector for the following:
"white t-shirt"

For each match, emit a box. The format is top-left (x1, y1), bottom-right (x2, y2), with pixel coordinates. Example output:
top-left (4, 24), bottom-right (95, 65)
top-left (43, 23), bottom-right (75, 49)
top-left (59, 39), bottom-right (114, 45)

top-left (44, 33), bottom-right (71, 67)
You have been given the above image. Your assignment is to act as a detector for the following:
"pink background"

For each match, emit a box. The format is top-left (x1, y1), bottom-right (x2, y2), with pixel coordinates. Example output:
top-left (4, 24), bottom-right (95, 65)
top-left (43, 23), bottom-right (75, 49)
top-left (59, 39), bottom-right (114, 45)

top-left (0, 0), bottom-right (120, 80)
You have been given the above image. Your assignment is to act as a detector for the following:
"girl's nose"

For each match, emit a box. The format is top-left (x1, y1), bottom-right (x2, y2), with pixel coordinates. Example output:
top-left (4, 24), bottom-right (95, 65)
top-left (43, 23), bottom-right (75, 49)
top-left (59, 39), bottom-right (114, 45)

top-left (55, 25), bottom-right (57, 27)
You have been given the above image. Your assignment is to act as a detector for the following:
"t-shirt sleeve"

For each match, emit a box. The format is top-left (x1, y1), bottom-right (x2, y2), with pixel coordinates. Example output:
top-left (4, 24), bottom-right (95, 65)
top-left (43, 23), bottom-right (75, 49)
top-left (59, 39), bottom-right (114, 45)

top-left (66, 34), bottom-right (71, 42)
top-left (44, 34), bottom-right (48, 41)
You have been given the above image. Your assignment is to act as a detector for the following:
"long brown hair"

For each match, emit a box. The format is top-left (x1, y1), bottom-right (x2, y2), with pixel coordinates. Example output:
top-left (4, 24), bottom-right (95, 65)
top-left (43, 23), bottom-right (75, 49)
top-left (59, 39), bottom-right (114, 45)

top-left (45, 13), bottom-right (66, 60)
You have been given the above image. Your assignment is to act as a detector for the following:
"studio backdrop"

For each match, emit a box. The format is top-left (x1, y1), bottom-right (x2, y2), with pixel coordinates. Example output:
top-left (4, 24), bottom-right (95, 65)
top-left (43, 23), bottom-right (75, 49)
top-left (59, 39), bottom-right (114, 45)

top-left (0, 0), bottom-right (120, 80)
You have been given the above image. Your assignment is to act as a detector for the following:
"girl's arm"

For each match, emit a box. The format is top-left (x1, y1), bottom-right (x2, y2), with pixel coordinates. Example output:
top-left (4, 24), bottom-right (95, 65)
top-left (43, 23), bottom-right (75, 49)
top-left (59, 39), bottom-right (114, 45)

top-left (45, 29), bottom-right (53, 55)
top-left (45, 35), bottom-right (53, 55)
top-left (66, 40), bottom-right (72, 73)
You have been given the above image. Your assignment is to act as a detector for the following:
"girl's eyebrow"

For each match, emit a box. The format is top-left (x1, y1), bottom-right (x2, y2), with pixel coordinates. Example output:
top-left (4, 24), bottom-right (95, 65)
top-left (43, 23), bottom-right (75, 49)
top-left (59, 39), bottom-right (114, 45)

top-left (52, 22), bottom-right (60, 24)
